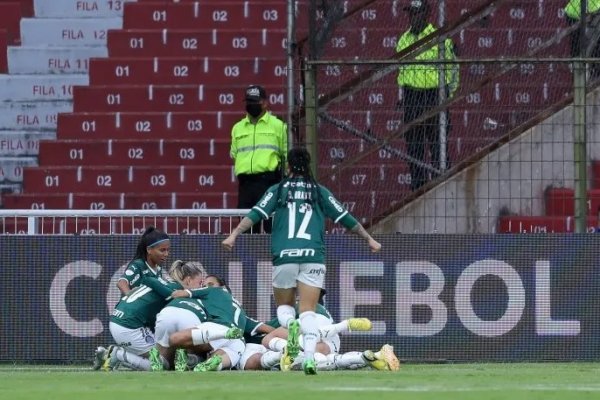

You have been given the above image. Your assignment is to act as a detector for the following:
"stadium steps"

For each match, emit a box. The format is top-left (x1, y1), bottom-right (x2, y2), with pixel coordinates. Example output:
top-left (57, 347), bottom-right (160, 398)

top-left (0, 0), bottom-right (129, 204)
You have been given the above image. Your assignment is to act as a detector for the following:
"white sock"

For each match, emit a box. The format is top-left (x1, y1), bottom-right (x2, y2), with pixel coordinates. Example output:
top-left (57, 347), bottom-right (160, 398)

top-left (319, 320), bottom-right (349, 338)
top-left (191, 322), bottom-right (230, 345)
top-left (267, 337), bottom-right (287, 352)
top-left (314, 352), bottom-right (336, 370)
top-left (330, 351), bottom-right (367, 369)
top-left (299, 311), bottom-right (319, 359)
top-left (260, 351), bottom-right (282, 369)
top-left (277, 305), bottom-right (296, 328)
top-left (115, 348), bottom-right (151, 371)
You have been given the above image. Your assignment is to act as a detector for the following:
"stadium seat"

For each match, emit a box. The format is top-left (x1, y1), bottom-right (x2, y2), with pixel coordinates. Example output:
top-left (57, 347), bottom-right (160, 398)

top-left (89, 56), bottom-right (287, 85)
top-left (107, 28), bottom-right (287, 58)
top-left (1, 191), bottom-right (236, 210)
top-left (0, 29), bottom-right (6, 72)
top-left (56, 111), bottom-right (240, 140)
top-left (22, 165), bottom-right (235, 193)
top-left (38, 138), bottom-right (230, 166)
top-left (545, 188), bottom-right (600, 216)
top-left (123, 1), bottom-right (290, 30)
top-left (72, 84), bottom-right (286, 112)
top-left (0, 2), bottom-right (22, 44)
top-left (497, 215), bottom-right (598, 233)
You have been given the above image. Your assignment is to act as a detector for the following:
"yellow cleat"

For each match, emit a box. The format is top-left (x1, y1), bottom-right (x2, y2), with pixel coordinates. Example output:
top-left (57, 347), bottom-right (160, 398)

top-left (280, 348), bottom-right (293, 372)
top-left (347, 318), bottom-right (372, 332)
top-left (377, 344), bottom-right (400, 371)
top-left (362, 350), bottom-right (389, 371)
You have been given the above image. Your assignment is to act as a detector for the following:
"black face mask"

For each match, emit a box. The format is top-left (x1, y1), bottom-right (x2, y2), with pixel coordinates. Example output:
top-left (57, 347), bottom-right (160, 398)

top-left (246, 103), bottom-right (263, 118)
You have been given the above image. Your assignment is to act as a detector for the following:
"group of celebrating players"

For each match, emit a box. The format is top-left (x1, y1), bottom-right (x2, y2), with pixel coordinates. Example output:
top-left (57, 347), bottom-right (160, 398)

top-left (93, 228), bottom-right (399, 373)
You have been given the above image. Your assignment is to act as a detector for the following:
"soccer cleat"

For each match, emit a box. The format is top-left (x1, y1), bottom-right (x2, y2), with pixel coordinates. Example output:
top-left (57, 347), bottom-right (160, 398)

top-left (224, 326), bottom-right (243, 340)
top-left (286, 319), bottom-right (301, 359)
top-left (148, 347), bottom-right (164, 371)
top-left (348, 318), bottom-right (373, 332)
top-left (279, 347), bottom-right (293, 372)
top-left (101, 345), bottom-right (120, 371)
top-left (194, 355), bottom-right (222, 372)
top-left (174, 349), bottom-right (188, 372)
top-left (92, 346), bottom-right (106, 370)
top-left (378, 344), bottom-right (400, 371)
top-left (362, 350), bottom-right (389, 371)
top-left (302, 358), bottom-right (317, 375)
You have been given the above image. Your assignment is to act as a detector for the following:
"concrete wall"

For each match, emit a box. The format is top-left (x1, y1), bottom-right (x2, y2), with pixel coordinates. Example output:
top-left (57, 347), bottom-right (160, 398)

top-left (374, 90), bottom-right (600, 234)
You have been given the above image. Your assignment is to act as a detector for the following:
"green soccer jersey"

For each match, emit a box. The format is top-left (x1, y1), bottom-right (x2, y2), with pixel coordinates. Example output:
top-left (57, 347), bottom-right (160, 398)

top-left (110, 277), bottom-right (180, 329)
top-left (187, 287), bottom-right (247, 330)
top-left (247, 178), bottom-right (359, 265)
top-left (119, 258), bottom-right (163, 289)
top-left (168, 298), bottom-right (209, 322)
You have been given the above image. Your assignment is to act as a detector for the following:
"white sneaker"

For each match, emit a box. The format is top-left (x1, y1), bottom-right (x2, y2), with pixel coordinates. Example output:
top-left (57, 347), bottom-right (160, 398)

top-left (92, 346), bottom-right (106, 370)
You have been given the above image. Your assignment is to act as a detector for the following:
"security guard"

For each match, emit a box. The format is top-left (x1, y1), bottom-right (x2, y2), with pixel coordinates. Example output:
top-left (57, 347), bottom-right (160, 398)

top-left (230, 84), bottom-right (287, 233)
top-left (564, 0), bottom-right (600, 79)
top-left (396, 0), bottom-right (459, 191)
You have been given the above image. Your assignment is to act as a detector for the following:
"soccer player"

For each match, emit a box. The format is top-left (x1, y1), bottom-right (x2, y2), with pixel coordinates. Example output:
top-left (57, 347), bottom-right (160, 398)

top-left (222, 147), bottom-right (382, 374)
top-left (97, 261), bottom-right (203, 371)
top-left (116, 226), bottom-right (170, 295)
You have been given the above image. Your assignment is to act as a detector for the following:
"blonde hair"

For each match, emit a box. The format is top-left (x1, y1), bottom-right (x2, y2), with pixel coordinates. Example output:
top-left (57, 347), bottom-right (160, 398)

top-left (168, 260), bottom-right (207, 284)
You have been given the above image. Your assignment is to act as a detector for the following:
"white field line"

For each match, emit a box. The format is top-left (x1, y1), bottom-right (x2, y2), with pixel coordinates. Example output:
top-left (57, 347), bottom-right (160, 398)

top-left (321, 384), bottom-right (600, 392)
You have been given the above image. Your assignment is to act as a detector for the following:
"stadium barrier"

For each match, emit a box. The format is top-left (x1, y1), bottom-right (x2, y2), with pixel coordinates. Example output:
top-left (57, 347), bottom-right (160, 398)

top-left (2, 233), bottom-right (597, 363)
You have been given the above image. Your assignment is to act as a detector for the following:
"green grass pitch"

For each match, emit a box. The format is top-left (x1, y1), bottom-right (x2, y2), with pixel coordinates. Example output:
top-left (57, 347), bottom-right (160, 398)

top-left (1, 363), bottom-right (599, 400)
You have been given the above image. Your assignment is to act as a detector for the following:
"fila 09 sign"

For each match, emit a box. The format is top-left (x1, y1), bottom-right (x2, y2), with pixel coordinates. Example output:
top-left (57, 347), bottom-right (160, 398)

top-left (1, 235), bottom-right (597, 362)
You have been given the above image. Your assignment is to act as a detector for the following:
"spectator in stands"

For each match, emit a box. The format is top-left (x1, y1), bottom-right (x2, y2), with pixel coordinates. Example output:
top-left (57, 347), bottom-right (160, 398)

top-left (564, 0), bottom-right (600, 79)
top-left (116, 226), bottom-right (170, 295)
top-left (396, 0), bottom-right (459, 191)
top-left (230, 85), bottom-right (287, 233)
top-left (221, 147), bottom-right (381, 375)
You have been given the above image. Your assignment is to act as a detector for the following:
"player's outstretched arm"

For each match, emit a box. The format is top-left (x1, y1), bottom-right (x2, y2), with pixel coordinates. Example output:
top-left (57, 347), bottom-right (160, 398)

top-left (350, 223), bottom-right (382, 253)
top-left (222, 217), bottom-right (255, 250)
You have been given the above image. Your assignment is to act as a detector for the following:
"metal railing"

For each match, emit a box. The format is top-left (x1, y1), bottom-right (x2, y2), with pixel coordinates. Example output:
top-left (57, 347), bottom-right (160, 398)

top-left (0, 209), bottom-right (250, 235)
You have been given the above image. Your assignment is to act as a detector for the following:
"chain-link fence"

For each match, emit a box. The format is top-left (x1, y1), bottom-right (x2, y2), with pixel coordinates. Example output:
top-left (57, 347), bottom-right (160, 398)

top-left (293, 0), bottom-right (600, 233)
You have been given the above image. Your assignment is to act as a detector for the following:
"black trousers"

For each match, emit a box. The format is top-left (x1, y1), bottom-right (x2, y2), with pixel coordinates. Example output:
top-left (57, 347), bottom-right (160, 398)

top-left (237, 170), bottom-right (282, 233)
top-left (403, 87), bottom-right (446, 191)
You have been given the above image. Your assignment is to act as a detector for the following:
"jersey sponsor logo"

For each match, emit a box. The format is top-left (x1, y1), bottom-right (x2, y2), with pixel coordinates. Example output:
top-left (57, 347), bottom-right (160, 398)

top-left (125, 269), bottom-right (134, 276)
top-left (280, 248), bottom-right (316, 257)
top-left (259, 192), bottom-right (274, 208)
top-left (328, 196), bottom-right (344, 212)
top-left (112, 309), bottom-right (125, 318)
top-left (307, 267), bottom-right (325, 276)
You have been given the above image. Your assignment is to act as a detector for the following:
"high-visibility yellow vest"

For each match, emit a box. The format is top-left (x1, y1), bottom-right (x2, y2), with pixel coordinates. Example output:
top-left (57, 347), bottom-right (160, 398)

top-left (396, 23), bottom-right (459, 94)
top-left (565, 0), bottom-right (600, 19)
top-left (230, 112), bottom-right (287, 176)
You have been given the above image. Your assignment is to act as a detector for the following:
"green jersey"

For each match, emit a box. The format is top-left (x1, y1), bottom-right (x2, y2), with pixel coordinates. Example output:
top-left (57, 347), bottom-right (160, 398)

top-left (167, 298), bottom-right (209, 322)
top-left (110, 277), bottom-right (180, 329)
top-left (118, 258), bottom-right (163, 289)
top-left (187, 287), bottom-right (247, 330)
top-left (247, 177), bottom-right (359, 265)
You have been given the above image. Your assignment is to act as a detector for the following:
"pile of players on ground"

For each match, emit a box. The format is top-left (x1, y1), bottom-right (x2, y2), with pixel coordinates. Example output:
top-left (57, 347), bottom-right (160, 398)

top-left (93, 260), bottom-right (400, 373)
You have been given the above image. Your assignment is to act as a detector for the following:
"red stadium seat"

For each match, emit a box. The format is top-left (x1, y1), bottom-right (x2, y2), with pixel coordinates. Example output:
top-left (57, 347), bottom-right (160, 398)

top-left (545, 188), bottom-right (600, 216)
top-left (497, 215), bottom-right (598, 233)
top-left (107, 28), bottom-right (287, 58)
top-left (72, 84), bottom-right (286, 112)
top-left (123, 1), bottom-right (289, 30)
top-left (22, 165), bottom-right (235, 193)
top-left (57, 111), bottom-right (240, 140)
